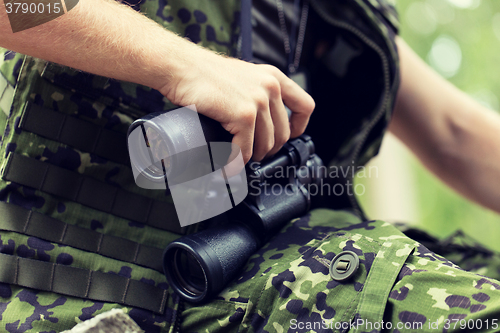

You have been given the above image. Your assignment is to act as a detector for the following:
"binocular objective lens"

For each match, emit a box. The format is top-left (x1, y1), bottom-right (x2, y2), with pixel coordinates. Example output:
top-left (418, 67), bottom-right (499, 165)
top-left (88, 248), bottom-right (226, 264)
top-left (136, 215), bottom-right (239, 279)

top-left (173, 249), bottom-right (207, 297)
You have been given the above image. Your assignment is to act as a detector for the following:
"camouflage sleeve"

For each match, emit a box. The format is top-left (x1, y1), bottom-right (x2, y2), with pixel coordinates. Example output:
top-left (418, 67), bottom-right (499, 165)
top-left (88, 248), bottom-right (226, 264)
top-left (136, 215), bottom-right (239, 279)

top-left (365, 0), bottom-right (400, 34)
top-left (179, 209), bottom-right (500, 333)
top-left (398, 226), bottom-right (500, 282)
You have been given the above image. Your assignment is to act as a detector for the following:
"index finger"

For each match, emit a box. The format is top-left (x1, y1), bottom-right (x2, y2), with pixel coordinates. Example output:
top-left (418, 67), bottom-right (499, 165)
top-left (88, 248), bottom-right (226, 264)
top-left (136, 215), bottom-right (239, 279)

top-left (276, 74), bottom-right (315, 137)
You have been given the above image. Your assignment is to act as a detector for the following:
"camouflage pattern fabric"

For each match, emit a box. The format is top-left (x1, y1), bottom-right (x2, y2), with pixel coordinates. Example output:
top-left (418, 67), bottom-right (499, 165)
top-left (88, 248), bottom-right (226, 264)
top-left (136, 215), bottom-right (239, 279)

top-left (204, 210), bottom-right (500, 333)
top-left (397, 226), bottom-right (500, 283)
top-left (1, 0), bottom-right (500, 332)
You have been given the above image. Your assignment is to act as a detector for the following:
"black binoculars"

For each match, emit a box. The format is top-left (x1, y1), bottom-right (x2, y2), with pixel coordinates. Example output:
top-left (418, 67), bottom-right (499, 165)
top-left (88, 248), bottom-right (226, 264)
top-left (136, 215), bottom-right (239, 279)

top-left (127, 107), bottom-right (326, 303)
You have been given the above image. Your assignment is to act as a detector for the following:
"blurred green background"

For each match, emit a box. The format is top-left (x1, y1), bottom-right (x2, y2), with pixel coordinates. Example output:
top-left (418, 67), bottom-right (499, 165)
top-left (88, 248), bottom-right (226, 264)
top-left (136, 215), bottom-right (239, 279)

top-left (356, 0), bottom-right (500, 251)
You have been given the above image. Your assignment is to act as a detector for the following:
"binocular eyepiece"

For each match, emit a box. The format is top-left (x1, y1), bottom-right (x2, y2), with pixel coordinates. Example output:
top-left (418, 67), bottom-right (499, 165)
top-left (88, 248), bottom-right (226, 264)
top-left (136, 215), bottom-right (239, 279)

top-left (127, 107), bottom-right (325, 303)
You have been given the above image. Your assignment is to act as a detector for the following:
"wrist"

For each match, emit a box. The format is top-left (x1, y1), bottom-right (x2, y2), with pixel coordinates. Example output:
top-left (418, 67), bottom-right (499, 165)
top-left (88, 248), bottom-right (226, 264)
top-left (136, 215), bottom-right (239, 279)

top-left (154, 41), bottom-right (221, 102)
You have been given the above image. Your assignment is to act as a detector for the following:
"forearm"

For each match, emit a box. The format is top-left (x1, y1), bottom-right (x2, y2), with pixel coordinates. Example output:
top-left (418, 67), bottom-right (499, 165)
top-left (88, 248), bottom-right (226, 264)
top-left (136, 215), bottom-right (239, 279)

top-left (390, 37), bottom-right (500, 214)
top-left (0, 0), bottom-right (202, 92)
top-left (0, 0), bottom-right (315, 164)
top-left (441, 103), bottom-right (500, 214)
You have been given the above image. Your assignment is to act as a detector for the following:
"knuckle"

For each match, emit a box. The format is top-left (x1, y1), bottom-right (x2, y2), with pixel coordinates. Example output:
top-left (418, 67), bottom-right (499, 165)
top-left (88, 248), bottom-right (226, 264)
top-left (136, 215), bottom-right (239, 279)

top-left (263, 77), bottom-right (281, 95)
top-left (261, 64), bottom-right (277, 73)
top-left (261, 65), bottom-right (285, 81)
top-left (255, 94), bottom-right (269, 110)
top-left (306, 98), bottom-right (316, 114)
top-left (269, 65), bottom-right (283, 77)
top-left (240, 108), bottom-right (256, 125)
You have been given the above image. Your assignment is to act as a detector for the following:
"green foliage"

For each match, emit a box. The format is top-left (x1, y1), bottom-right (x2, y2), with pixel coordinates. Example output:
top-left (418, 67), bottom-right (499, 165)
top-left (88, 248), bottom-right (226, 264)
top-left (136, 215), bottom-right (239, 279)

top-left (398, 0), bottom-right (500, 110)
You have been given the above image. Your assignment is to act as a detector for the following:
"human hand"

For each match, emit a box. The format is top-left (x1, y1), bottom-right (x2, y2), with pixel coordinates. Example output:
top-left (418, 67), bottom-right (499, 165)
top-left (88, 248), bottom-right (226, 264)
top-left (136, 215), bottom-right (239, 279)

top-left (158, 47), bottom-right (315, 164)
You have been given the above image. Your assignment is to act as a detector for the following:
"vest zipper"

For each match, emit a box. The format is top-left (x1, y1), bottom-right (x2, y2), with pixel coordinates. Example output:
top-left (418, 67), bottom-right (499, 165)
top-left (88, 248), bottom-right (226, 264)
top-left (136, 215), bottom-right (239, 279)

top-left (310, 0), bottom-right (392, 219)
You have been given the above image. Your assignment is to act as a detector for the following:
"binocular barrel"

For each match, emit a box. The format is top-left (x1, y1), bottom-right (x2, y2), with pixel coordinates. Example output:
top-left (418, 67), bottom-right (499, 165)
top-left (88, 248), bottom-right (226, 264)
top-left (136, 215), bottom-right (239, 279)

top-left (163, 220), bottom-right (259, 302)
top-left (250, 135), bottom-right (315, 184)
top-left (163, 136), bottom-right (322, 303)
top-left (163, 179), bottom-right (311, 303)
top-left (127, 107), bottom-right (325, 303)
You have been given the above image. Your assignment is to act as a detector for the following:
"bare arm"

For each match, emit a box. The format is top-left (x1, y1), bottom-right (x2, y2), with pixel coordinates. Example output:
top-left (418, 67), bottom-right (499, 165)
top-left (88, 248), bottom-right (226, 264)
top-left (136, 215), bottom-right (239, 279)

top-left (0, 0), bottom-right (193, 96)
top-left (0, 0), bottom-right (315, 163)
top-left (390, 37), bottom-right (500, 214)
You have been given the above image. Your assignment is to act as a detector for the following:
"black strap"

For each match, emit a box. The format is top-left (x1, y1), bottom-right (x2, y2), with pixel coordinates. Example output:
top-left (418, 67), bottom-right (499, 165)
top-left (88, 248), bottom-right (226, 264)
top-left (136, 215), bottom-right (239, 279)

top-left (19, 102), bottom-right (130, 166)
top-left (1, 153), bottom-right (185, 234)
top-left (0, 201), bottom-right (164, 272)
top-left (241, 0), bottom-right (253, 61)
top-left (0, 253), bottom-right (168, 313)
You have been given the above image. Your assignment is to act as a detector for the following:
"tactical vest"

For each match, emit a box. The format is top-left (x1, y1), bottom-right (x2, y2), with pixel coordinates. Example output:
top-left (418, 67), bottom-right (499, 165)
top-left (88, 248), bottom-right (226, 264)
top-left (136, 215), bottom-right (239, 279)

top-left (0, 0), bottom-right (401, 331)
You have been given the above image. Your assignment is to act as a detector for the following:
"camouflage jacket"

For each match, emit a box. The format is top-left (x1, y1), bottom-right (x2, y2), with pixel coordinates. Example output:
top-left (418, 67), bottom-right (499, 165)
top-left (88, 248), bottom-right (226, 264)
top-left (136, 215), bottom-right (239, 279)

top-left (1, 0), bottom-right (500, 332)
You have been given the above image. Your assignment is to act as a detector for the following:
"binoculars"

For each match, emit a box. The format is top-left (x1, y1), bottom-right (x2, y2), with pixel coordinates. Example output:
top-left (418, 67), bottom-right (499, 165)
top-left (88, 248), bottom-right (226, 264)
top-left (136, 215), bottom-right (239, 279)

top-left (127, 107), bottom-right (325, 303)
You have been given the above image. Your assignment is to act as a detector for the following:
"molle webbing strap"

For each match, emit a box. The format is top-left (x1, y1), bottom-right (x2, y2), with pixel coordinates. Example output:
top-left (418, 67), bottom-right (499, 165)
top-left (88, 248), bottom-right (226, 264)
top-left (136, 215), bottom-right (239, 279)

top-left (0, 73), bottom-right (15, 116)
top-left (19, 102), bottom-right (130, 166)
top-left (2, 153), bottom-right (185, 234)
top-left (0, 201), bottom-right (163, 272)
top-left (0, 253), bottom-right (168, 314)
